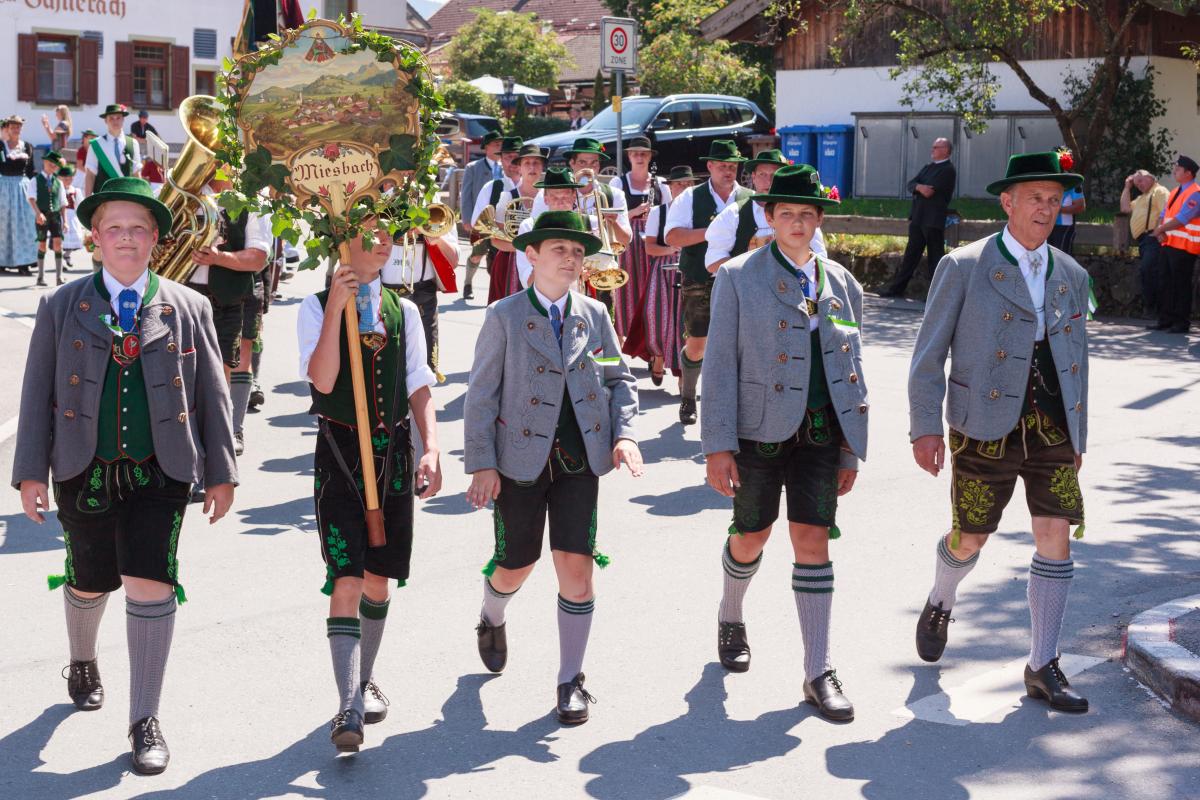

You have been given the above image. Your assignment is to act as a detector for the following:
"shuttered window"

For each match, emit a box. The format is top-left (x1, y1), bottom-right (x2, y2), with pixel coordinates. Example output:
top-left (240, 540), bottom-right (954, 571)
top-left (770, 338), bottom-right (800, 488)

top-left (16, 33), bottom-right (98, 105)
top-left (193, 28), bottom-right (217, 60)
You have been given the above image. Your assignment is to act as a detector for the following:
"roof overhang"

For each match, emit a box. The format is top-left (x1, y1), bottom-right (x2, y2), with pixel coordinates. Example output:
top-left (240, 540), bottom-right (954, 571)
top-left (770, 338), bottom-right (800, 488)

top-left (699, 0), bottom-right (772, 41)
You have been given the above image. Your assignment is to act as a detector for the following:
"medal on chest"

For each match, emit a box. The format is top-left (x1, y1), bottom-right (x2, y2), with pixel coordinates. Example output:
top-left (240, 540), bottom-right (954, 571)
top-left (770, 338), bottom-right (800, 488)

top-left (112, 333), bottom-right (140, 366)
top-left (360, 332), bottom-right (387, 351)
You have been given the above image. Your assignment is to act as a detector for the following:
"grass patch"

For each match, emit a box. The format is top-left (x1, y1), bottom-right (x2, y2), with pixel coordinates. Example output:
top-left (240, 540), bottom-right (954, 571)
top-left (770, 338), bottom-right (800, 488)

top-left (825, 234), bottom-right (908, 258)
top-left (835, 197), bottom-right (1115, 223)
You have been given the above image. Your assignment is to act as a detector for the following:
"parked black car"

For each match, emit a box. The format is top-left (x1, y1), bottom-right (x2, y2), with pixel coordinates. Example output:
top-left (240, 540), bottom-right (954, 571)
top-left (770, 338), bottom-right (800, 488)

top-left (529, 94), bottom-right (773, 172)
top-left (438, 111), bottom-right (502, 166)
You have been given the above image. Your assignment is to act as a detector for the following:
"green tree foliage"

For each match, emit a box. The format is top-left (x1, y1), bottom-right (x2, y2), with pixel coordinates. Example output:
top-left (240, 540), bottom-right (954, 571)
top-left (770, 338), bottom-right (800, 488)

top-left (601, 0), bottom-right (723, 44)
top-left (1064, 65), bottom-right (1173, 205)
top-left (440, 79), bottom-right (502, 118)
top-left (837, 0), bottom-right (1196, 178)
top-left (592, 70), bottom-right (608, 115)
top-left (447, 9), bottom-right (573, 88)
top-left (639, 30), bottom-right (762, 98)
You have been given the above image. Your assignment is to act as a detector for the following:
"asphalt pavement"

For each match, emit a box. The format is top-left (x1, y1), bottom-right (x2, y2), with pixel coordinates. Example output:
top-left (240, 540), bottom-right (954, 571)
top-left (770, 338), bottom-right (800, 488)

top-left (1, 257), bottom-right (1199, 800)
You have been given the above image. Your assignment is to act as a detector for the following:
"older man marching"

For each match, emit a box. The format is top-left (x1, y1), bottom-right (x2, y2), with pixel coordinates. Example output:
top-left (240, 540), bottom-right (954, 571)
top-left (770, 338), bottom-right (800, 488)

top-left (907, 151), bottom-right (1092, 713)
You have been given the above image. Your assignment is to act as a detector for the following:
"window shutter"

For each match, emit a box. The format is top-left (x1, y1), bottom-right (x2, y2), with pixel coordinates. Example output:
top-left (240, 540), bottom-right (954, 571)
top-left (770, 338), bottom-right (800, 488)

top-left (170, 45), bottom-right (190, 108)
top-left (115, 41), bottom-right (133, 105)
top-left (17, 34), bottom-right (37, 102)
top-left (79, 37), bottom-right (99, 105)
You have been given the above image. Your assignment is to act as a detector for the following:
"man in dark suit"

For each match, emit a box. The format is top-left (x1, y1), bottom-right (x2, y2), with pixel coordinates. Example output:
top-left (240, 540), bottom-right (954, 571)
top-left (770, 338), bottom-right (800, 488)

top-left (880, 138), bottom-right (957, 297)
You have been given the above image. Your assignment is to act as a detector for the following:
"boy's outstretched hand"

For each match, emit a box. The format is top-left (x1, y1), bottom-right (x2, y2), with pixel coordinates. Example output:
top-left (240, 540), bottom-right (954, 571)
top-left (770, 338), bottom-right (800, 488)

top-left (612, 439), bottom-right (644, 477)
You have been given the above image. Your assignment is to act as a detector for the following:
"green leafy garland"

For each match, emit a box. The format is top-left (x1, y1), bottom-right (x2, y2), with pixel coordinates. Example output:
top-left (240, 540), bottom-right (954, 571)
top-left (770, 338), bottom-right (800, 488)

top-left (212, 12), bottom-right (445, 270)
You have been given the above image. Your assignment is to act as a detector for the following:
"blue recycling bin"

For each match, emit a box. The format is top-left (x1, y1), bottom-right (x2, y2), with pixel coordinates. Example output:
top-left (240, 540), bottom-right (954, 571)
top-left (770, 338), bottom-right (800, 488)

top-left (814, 125), bottom-right (854, 198)
top-left (778, 125), bottom-right (818, 168)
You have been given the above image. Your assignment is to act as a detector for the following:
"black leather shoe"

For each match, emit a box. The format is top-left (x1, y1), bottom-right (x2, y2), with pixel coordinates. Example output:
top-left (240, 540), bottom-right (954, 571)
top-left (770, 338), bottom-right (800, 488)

top-left (1024, 658), bottom-right (1089, 712)
top-left (128, 716), bottom-right (170, 774)
top-left (463, 286), bottom-right (474, 300)
top-left (803, 670), bottom-right (854, 721)
top-left (915, 600), bottom-right (954, 663)
top-left (330, 709), bottom-right (365, 752)
top-left (556, 673), bottom-right (596, 725)
top-left (233, 431), bottom-right (245, 456)
top-left (249, 386), bottom-right (265, 409)
top-left (1146, 320), bottom-right (1172, 331)
top-left (64, 659), bottom-right (104, 710)
top-left (361, 680), bottom-right (389, 724)
top-left (876, 287), bottom-right (903, 298)
top-left (679, 397), bottom-right (697, 425)
top-left (476, 617), bottom-right (507, 673)
top-left (718, 622), bottom-right (751, 673)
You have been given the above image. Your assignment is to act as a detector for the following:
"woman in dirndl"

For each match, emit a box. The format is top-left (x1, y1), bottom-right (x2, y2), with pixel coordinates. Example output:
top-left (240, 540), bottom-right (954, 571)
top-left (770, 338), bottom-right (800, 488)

top-left (622, 165), bottom-right (698, 386)
top-left (0, 115), bottom-right (38, 275)
top-left (608, 136), bottom-right (667, 340)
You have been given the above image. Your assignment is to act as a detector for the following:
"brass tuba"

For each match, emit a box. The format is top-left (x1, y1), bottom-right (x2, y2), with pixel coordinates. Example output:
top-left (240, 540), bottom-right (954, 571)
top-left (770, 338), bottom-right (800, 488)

top-left (577, 170), bottom-right (629, 292)
top-left (471, 205), bottom-right (509, 241)
top-left (150, 95), bottom-right (222, 283)
top-left (503, 195), bottom-right (536, 239)
top-left (417, 202), bottom-right (456, 238)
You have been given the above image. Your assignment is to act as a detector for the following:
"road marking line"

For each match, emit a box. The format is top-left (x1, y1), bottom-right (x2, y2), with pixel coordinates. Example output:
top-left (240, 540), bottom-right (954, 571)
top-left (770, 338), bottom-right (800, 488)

top-left (0, 416), bottom-right (18, 446)
top-left (894, 652), bottom-right (1106, 726)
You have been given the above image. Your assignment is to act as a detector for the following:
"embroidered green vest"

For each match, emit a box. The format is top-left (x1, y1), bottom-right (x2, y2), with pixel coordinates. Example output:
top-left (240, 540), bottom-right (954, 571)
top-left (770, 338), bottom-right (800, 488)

top-left (89, 136), bottom-right (135, 193)
top-left (35, 172), bottom-right (62, 214)
top-left (310, 287), bottom-right (408, 431)
top-left (770, 244), bottom-right (831, 411)
top-left (94, 271), bottom-right (159, 463)
top-left (731, 196), bottom-right (760, 258)
top-left (994, 235), bottom-right (1069, 430)
top-left (526, 288), bottom-right (588, 466)
top-left (679, 182), bottom-right (752, 284)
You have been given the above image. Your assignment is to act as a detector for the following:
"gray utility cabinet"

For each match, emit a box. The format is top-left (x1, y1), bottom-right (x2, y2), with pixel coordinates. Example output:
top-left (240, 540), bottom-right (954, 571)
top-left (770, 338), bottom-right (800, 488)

top-left (853, 112), bottom-right (1065, 198)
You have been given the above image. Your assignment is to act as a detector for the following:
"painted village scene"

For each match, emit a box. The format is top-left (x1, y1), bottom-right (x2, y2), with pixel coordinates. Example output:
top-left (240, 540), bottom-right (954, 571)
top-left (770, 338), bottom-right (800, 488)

top-left (238, 26), bottom-right (420, 159)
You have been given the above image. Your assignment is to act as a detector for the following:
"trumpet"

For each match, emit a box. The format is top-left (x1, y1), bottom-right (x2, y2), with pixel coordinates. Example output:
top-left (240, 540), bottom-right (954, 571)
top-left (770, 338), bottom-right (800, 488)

top-left (576, 170), bottom-right (629, 292)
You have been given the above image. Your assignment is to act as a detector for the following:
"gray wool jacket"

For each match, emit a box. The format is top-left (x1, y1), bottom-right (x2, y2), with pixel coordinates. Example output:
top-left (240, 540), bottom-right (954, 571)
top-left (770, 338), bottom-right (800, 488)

top-left (908, 233), bottom-right (1090, 451)
top-left (700, 246), bottom-right (869, 470)
top-left (11, 272), bottom-right (238, 489)
top-left (464, 288), bottom-right (638, 482)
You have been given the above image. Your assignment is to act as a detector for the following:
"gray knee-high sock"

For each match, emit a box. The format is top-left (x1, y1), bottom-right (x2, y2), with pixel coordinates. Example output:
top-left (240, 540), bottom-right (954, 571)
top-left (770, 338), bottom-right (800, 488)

top-left (680, 352), bottom-right (702, 399)
top-left (37, 250), bottom-right (46, 281)
top-left (792, 562), bottom-right (834, 681)
top-left (126, 595), bottom-right (176, 724)
top-left (54, 251), bottom-right (63, 281)
top-left (481, 578), bottom-right (517, 626)
top-left (229, 372), bottom-right (253, 434)
top-left (64, 586), bottom-right (108, 662)
top-left (358, 595), bottom-right (389, 684)
top-left (464, 260), bottom-right (479, 288)
top-left (327, 617), bottom-right (364, 715)
top-left (557, 595), bottom-right (594, 684)
top-left (929, 533), bottom-right (979, 610)
top-left (1028, 555), bottom-right (1074, 671)
top-left (251, 346), bottom-right (262, 380)
top-left (718, 538), bottom-right (761, 623)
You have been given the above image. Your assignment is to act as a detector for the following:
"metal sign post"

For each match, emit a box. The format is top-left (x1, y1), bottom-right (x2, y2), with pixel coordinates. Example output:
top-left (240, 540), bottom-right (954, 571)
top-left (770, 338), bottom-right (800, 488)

top-left (601, 16), bottom-right (637, 173)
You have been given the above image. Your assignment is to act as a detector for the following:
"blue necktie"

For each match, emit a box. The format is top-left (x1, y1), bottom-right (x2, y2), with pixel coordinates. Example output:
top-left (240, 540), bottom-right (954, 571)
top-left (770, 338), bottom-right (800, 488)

top-left (356, 284), bottom-right (374, 333)
top-left (117, 288), bottom-right (138, 332)
top-left (550, 303), bottom-right (563, 344)
top-left (492, 161), bottom-right (502, 180)
top-left (796, 270), bottom-right (811, 299)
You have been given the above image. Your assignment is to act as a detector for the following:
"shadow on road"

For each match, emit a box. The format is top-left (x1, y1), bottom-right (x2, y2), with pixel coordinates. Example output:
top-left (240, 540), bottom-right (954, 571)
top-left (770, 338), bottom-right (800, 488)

top-left (0, 704), bottom-right (126, 796)
top-left (0, 511), bottom-right (63, 555)
top-left (579, 662), bottom-right (804, 799)
top-left (237, 496), bottom-right (316, 536)
top-left (126, 674), bottom-right (558, 800)
top-left (629, 484), bottom-right (728, 517)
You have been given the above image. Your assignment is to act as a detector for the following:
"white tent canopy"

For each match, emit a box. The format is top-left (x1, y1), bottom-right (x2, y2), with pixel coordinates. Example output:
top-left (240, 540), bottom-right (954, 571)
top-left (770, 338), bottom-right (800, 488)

top-left (467, 75), bottom-right (549, 106)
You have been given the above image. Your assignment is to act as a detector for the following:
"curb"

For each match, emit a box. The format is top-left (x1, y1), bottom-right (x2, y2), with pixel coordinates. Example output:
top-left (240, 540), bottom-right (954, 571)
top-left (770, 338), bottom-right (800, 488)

top-left (1124, 593), bottom-right (1200, 722)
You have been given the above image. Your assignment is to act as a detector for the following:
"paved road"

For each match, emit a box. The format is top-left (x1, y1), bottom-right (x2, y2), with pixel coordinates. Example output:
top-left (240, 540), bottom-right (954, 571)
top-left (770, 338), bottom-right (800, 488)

top-left (1, 260), bottom-right (1199, 800)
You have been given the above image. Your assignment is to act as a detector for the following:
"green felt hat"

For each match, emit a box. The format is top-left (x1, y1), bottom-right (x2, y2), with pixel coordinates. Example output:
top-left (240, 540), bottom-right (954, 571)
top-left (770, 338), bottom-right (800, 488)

top-left (744, 148), bottom-right (789, 169)
top-left (57, 164), bottom-right (77, 177)
top-left (511, 210), bottom-right (601, 255)
top-left (699, 139), bottom-right (747, 163)
top-left (480, 130), bottom-right (503, 147)
top-left (77, 176), bottom-right (173, 242)
top-left (43, 150), bottom-right (66, 167)
top-left (534, 167), bottom-right (584, 190)
top-left (986, 151), bottom-right (1083, 195)
top-left (665, 165), bottom-right (702, 183)
top-left (516, 143), bottom-right (548, 161)
top-left (81, 128), bottom-right (98, 137)
top-left (99, 103), bottom-right (130, 118)
top-left (750, 163), bottom-right (840, 207)
top-left (562, 137), bottom-right (611, 161)
top-left (500, 136), bottom-right (524, 153)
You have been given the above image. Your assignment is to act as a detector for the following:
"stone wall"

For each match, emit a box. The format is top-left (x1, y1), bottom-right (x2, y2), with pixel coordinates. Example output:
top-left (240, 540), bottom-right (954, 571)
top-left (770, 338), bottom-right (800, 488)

top-left (829, 248), bottom-right (1197, 320)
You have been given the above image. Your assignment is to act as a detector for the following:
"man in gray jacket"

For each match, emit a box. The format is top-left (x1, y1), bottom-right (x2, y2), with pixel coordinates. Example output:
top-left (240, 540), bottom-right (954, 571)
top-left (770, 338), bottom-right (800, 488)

top-left (12, 177), bottom-right (237, 774)
top-left (702, 165), bottom-right (868, 721)
top-left (908, 152), bottom-right (1091, 713)
top-left (464, 210), bottom-right (641, 725)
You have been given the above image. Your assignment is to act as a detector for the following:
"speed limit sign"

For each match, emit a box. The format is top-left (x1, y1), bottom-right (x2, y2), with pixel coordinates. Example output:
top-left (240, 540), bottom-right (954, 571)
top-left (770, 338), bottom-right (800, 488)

top-left (601, 17), bottom-right (638, 73)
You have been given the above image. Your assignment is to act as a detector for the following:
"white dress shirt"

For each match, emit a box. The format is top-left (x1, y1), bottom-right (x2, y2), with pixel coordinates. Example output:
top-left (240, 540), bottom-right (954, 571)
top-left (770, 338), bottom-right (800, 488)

top-left (663, 181), bottom-right (741, 237)
top-left (532, 285), bottom-right (569, 320)
top-left (84, 132), bottom-right (140, 176)
top-left (703, 199), bottom-right (830, 266)
top-left (297, 277), bottom-right (436, 395)
top-left (775, 247), bottom-right (820, 332)
top-left (471, 177), bottom-right (517, 226)
top-left (381, 228), bottom-right (460, 285)
top-left (189, 209), bottom-right (273, 285)
top-left (1002, 226), bottom-right (1049, 340)
top-left (529, 181), bottom-right (632, 237)
top-left (101, 267), bottom-right (150, 318)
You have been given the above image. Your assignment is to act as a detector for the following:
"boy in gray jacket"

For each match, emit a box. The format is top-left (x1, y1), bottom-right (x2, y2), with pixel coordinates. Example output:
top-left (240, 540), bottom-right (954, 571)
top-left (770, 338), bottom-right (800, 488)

top-left (702, 165), bottom-right (868, 721)
top-left (465, 210), bottom-right (641, 725)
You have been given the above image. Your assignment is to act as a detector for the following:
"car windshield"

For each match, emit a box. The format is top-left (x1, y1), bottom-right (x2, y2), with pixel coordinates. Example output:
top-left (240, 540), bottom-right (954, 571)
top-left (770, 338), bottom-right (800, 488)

top-left (466, 118), bottom-right (501, 138)
top-left (585, 100), bottom-right (660, 132)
